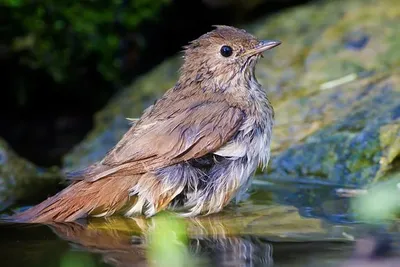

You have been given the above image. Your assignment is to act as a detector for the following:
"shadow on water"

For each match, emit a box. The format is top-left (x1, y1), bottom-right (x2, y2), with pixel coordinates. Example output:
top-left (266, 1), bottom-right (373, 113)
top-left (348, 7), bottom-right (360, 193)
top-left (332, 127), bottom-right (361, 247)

top-left (0, 181), bottom-right (399, 267)
top-left (252, 177), bottom-right (360, 225)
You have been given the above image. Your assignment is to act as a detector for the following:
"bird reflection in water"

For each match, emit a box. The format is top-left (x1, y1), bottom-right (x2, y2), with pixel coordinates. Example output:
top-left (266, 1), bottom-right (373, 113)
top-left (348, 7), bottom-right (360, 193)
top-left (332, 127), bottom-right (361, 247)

top-left (48, 216), bottom-right (274, 267)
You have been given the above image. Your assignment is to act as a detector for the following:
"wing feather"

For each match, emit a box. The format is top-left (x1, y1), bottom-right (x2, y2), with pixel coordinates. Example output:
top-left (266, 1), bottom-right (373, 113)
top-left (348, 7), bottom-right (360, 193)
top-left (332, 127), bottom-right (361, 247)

top-left (77, 96), bottom-right (245, 182)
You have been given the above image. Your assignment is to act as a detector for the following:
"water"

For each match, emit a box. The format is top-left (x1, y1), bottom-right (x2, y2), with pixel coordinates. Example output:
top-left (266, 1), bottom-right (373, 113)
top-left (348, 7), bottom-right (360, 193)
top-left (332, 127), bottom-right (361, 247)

top-left (1, 180), bottom-right (399, 267)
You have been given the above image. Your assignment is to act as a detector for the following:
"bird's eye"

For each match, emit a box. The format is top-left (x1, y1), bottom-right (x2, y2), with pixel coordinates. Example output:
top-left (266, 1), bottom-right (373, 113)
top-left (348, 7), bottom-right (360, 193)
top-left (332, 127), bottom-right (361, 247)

top-left (220, 45), bottom-right (233, 57)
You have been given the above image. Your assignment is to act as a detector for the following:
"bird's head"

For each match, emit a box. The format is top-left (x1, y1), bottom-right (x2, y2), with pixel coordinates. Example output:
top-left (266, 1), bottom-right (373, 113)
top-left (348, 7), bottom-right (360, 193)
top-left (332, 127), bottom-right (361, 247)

top-left (178, 25), bottom-right (281, 91)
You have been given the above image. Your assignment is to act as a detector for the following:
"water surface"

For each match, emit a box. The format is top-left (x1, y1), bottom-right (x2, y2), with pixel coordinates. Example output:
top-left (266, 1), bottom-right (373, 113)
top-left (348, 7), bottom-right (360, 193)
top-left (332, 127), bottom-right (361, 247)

top-left (1, 180), bottom-right (399, 267)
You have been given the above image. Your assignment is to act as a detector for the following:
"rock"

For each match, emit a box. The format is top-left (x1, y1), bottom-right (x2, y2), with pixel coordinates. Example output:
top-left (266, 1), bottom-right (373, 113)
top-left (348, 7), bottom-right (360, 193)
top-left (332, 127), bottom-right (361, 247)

top-left (0, 138), bottom-right (62, 211)
top-left (63, 0), bottom-right (400, 186)
top-left (265, 73), bottom-right (400, 186)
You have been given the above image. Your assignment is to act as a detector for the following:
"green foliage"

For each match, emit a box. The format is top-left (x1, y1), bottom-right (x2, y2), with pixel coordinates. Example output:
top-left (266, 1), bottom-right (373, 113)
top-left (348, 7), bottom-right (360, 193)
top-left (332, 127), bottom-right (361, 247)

top-left (4, 0), bottom-right (170, 82)
top-left (351, 175), bottom-right (400, 223)
top-left (148, 212), bottom-right (196, 267)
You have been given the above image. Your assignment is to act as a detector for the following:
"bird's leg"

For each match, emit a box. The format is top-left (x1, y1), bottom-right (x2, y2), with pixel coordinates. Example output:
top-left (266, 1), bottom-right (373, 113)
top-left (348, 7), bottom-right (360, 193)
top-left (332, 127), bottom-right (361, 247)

top-left (126, 162), bottom-right (203, 217)
top-left (183, 158), bottom-right (251, 216)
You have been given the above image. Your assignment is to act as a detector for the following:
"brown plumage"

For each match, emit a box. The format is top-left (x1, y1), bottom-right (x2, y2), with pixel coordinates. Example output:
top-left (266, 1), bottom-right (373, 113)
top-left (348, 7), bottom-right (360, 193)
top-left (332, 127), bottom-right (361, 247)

top-left (10, 25), bottom-right (281, 223)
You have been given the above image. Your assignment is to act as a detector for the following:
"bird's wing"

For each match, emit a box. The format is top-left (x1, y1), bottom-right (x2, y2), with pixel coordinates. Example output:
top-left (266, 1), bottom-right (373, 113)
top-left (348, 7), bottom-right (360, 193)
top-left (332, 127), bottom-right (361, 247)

top-left (80, 97), bottom-right (245, 182)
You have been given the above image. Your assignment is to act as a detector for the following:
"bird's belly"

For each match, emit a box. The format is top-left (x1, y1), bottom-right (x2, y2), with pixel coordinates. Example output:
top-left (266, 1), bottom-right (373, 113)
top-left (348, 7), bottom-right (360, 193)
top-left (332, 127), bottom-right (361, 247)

top-left (125, 128), bottom-right (272, 217)
top-left (212, 129), bottom-right (272, 200)
top-left (215, 126), bottom-right (271, 172)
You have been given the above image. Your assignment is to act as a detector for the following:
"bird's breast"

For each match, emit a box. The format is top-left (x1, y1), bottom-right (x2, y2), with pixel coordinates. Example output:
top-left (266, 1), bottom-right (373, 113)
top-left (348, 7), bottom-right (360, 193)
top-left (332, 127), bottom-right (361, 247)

top-left (214, 112), bottom-right (273, 169)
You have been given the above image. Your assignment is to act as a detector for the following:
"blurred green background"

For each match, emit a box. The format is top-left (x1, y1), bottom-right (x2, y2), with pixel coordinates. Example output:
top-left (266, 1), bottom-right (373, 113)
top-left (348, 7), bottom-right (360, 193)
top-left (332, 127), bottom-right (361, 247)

top-left (1, 0), bottom-right (309, 167)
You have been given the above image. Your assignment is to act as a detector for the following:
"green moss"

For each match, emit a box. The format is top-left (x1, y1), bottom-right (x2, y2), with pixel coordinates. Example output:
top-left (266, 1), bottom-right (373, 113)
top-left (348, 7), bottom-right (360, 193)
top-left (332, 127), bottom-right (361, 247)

top-left (249, 0), bottom-right (400, 103)
top-left (376, 123), bottom-right (400, 181)
top-left (267, 72), bottom-right (400, 186)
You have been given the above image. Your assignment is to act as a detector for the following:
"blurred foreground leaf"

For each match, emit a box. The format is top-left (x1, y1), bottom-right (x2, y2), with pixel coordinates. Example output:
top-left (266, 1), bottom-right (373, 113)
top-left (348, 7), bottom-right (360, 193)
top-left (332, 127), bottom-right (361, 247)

top-left (352, 175), bottom-right (400, 222)
top-left (147, 212), bottom-right (194, 267)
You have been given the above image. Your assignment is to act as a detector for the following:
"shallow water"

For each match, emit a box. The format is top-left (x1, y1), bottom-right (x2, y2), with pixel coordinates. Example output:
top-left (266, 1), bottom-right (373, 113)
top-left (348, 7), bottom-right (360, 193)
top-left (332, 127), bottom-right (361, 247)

top-left (1, 180), bottom-right (399, 267)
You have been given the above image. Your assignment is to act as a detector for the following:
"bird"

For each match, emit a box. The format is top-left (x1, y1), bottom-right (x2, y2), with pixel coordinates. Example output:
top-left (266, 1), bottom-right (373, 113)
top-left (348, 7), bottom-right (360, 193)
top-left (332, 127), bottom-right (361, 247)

top-left (9, 25), bottom-right (281, 223)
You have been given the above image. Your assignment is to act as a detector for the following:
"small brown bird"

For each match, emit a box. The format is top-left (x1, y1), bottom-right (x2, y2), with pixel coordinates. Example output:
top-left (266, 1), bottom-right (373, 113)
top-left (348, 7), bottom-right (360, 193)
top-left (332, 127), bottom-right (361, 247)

top-left (10, 25), bottom-right (281, 223)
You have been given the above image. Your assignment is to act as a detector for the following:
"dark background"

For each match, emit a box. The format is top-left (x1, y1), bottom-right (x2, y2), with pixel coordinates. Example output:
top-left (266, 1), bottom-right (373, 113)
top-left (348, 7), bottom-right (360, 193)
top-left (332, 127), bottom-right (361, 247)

top-left (1, 0), bottom-right (311, 167)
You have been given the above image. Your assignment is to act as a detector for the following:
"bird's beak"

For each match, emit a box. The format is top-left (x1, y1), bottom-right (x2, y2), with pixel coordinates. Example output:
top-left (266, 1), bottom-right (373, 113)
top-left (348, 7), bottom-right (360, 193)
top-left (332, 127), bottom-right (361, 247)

top-left (241, 40), bottom-right (281, 57)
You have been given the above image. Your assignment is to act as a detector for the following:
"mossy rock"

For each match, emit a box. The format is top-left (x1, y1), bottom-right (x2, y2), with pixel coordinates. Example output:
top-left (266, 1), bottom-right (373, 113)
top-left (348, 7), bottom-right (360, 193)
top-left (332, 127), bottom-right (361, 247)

top-left (0, 138), bottom-right (62, 211)
top-left (266, 73), bottom-right (400, 186)
top-left (63, 0), bottom-right (400, 186)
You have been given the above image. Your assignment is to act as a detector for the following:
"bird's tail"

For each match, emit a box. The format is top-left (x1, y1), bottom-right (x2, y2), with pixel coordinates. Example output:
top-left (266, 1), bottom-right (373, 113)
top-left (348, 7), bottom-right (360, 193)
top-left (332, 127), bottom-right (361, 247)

top-left (7, 174), bottom-right (139, 223)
